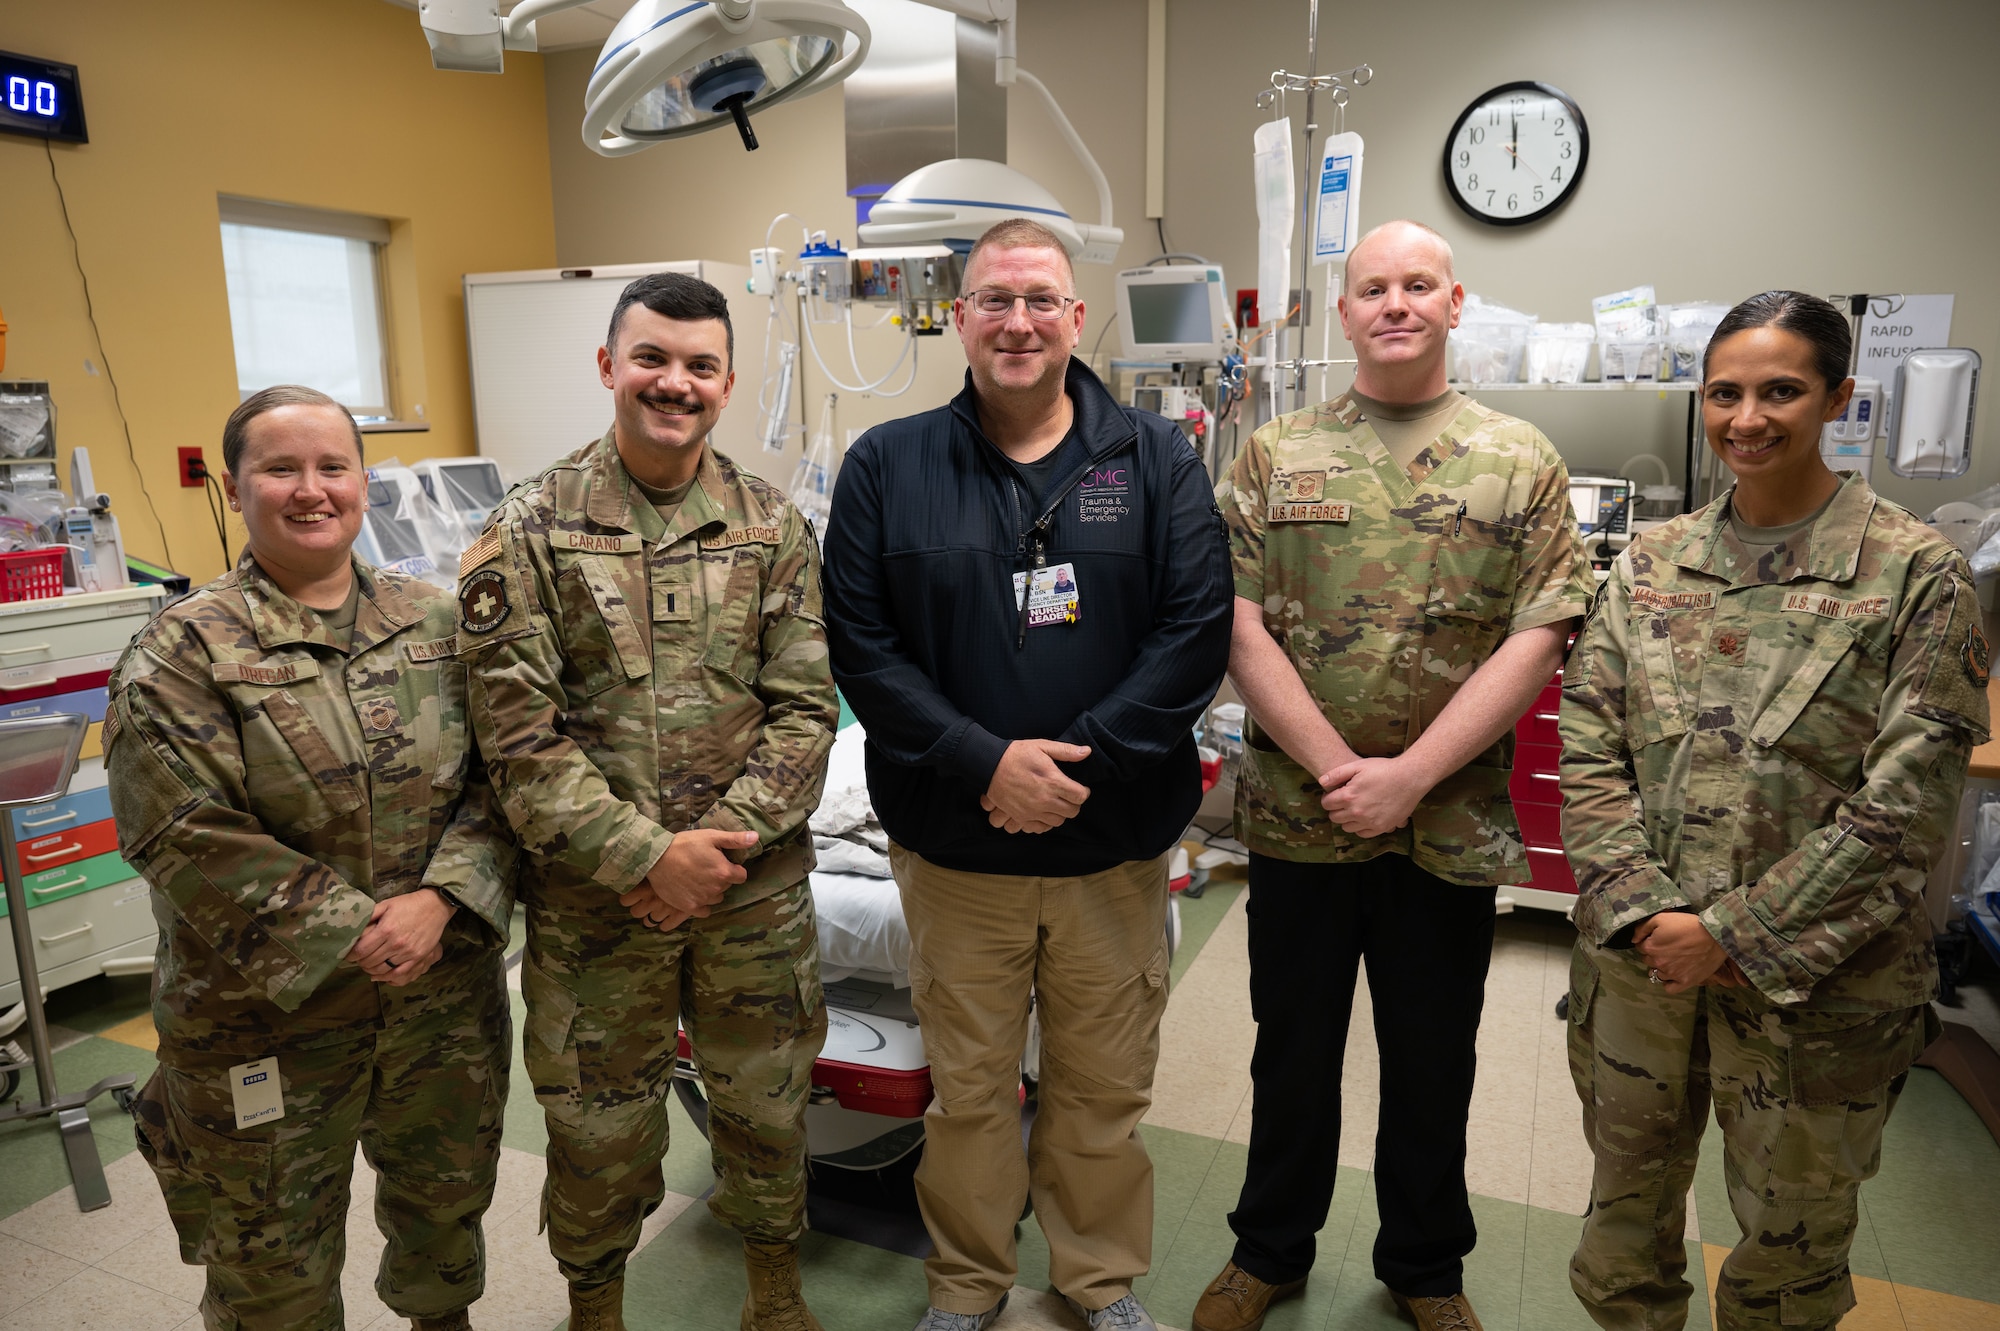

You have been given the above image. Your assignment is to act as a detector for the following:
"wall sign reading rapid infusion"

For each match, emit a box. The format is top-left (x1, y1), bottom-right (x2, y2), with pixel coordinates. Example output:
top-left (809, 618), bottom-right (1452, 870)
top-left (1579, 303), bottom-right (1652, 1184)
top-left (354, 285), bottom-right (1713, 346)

top-left (0, 51), bottom-right (87, 144)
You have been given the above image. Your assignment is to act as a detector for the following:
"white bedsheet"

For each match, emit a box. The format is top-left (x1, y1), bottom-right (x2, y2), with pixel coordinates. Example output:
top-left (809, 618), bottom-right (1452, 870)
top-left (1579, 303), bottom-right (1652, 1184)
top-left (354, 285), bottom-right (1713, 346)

top-left (808, 722), bottom-right (911, 984)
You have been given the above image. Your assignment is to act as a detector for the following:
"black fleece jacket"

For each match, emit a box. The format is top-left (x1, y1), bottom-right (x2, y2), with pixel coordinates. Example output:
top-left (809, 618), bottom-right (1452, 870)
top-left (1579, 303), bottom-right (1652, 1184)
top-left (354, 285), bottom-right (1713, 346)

top-left (822, 359), bottom-right (1232, 876)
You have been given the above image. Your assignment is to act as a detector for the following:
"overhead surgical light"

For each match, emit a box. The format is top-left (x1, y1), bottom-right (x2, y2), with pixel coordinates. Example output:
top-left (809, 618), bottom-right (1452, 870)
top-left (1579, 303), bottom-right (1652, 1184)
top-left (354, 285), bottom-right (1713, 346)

top-left (413, 0), bottom-right (1119, 258)
top-left (415, 0), bottom-right (870, 154)
top-left (584, 0), bottom-right (871, 154)
top-left (860, 158), bottom-right (1121, 264)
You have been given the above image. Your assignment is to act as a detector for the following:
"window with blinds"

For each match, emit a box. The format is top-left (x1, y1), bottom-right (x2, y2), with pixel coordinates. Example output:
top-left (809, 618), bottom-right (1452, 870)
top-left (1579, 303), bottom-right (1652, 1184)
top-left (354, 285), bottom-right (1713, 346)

top-left (217, 196), bottom-right (393, 415)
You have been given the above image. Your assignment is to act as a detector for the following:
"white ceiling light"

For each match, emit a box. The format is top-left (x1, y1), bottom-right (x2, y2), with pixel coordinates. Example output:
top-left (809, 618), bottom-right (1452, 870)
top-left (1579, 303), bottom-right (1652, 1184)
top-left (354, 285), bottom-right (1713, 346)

top-left (412, 0), bottom-right (1118, 259)
top-left (583, 0), bottom-right (870, 154)
top-left (415, 0), bottom-right (870, 153)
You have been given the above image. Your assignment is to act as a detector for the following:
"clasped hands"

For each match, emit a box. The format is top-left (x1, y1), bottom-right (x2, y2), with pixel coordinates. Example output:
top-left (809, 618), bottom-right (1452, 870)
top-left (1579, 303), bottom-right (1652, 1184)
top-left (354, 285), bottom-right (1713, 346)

top-left (1316, 755), bottom-right (1429, 840)
top-left (346, 888), bottom-right (453, 986)
top-left (618, 828), bottom-right (761, 932)
top-left (981, 739), bottom-right (1092, 834)
top-left (1633, 912), bottom-right (1750, 994)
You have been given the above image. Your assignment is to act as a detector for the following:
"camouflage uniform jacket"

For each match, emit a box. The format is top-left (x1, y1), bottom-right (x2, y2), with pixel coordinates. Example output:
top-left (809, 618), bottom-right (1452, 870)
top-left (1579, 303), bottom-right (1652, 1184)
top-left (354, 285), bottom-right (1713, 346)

top-left (455, 433), bottom-right (837, 916)
top-left (105, 555), bottom-right (515, 1055)
top-left (1559, 472), bottom-right (1991, 1010)
top-left (1218, 392), bottom-right (1594, 881)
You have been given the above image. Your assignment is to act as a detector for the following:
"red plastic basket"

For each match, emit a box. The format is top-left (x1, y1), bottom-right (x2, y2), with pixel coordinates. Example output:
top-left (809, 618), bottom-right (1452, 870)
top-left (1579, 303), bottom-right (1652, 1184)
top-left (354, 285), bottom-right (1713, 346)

top-left (0, 547), bottom-right (67, 603)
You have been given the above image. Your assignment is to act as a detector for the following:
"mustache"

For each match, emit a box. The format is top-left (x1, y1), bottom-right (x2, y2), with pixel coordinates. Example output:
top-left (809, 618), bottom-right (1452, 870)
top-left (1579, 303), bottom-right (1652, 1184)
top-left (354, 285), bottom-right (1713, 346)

top-left (639, 393), bottom-right (702, 411)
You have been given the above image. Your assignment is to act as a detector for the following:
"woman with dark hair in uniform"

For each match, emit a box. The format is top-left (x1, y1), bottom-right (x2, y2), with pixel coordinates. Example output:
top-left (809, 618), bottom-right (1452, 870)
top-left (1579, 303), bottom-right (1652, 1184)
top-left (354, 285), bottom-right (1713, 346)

top-left (1558, 291), bottom-right (1987, 1330)
top-left (107, 386), bottom-right (515, 1331)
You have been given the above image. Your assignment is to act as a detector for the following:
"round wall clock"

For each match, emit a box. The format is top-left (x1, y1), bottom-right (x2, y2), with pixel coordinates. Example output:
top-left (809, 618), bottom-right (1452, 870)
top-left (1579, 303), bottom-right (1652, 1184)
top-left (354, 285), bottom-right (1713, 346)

top-left (1442, 81), bottom-right (1588, 226)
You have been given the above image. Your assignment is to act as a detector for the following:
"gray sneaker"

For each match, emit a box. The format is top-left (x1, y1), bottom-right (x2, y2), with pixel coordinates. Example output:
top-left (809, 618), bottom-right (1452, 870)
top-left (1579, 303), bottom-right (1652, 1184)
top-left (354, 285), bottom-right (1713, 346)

top-left (913, 1292), bottom-right (1008, 1331)
top-left (1063, 1294), bottom-right (1158, 1330)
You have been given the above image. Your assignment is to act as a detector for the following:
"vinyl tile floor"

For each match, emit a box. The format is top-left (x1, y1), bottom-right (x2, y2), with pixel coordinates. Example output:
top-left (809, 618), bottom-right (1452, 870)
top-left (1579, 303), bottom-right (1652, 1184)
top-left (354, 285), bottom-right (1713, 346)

top-left (4, 878), bottom-right (2000, 1330)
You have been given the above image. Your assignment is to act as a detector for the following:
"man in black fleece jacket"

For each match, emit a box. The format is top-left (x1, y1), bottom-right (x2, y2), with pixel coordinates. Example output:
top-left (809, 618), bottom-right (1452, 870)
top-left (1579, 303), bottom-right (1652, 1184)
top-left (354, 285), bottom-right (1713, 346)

top-left (823, 219), bottom-right (1231, 1331)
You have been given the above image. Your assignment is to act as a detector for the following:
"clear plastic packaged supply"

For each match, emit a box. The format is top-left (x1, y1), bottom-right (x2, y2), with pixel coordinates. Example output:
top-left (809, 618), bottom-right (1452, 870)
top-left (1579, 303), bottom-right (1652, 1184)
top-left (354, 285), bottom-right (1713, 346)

top-left (1591, 285), bottom-right (1659, 344)
top-left (1600, 339), bottom-right (1663, 382)
top-left (1451, 293), bottom-right (1537, 384)
top-left (1526, 322), bottom-right (1593, 384)
top-left (1662, 301), bottom-right (1729, 381)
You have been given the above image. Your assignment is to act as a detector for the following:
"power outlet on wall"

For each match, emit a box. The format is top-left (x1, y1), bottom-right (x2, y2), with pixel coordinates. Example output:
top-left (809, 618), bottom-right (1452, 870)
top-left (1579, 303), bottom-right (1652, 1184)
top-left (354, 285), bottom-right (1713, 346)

top-left (178, 447), bottom-right (208, 487)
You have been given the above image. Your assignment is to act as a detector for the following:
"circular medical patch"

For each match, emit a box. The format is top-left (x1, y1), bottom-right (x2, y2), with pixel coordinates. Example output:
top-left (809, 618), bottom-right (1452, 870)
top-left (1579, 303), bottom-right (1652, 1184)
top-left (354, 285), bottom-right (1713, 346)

top-left (459, 567), bottom-right (511, 635)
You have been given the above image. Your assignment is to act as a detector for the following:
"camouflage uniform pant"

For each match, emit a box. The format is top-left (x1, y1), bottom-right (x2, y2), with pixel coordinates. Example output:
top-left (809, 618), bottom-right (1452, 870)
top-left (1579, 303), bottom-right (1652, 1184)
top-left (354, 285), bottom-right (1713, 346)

top-left (519, 877), bottom-right (826, 1287)
top-left (1566, 940), bottom-right (1930, 1331)
top-left (131, 950), bottom-right (510, 1331)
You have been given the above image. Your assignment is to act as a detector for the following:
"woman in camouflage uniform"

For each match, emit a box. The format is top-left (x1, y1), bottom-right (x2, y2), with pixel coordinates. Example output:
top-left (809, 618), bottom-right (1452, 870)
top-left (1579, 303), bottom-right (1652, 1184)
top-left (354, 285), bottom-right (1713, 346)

top-left (106, 387), bottom-right (516, 1331)
top-left (1559, 292), bottom-right (1988, 1330)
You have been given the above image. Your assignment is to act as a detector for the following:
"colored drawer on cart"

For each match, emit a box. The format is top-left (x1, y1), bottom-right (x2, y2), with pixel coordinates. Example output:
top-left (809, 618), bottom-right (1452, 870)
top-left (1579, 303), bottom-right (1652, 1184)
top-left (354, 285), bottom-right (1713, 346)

top-left (9, 783), bottom-right (114, 839)
top-left (1509, 741), bottom-right (1563, 807)
top-left (17, 817), bottom-right (120, 873)
top-left (1516, 685), bottom-right (1565, 746)
top-left (14, 850), bottom-right (136, 912)
top-left (1514, 801), bottom-right (1564, 851)
top-left (0, 648), bottom-right (122, 703)
top-left (0, 686), bottom-right (109, 725)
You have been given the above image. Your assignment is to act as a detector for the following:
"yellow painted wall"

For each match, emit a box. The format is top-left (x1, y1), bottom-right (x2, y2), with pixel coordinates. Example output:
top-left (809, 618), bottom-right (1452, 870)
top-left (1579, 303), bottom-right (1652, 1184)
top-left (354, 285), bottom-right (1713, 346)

top-left (0, 0), bottom-right (556, 584)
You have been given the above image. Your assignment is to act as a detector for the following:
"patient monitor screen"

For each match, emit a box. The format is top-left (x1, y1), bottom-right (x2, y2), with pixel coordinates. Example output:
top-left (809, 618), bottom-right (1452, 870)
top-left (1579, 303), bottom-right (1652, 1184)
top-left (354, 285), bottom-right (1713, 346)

top-left (1127, 282), bottom-right (1214, 347)
top-left (439, 463), bottom-right (506, 511)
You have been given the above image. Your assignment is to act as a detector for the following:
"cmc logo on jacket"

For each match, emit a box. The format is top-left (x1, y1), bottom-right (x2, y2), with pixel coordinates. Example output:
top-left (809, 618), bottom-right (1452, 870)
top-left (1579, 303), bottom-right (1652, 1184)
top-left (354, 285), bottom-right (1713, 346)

top-left (1078, 467), bottom-right (1130, 524)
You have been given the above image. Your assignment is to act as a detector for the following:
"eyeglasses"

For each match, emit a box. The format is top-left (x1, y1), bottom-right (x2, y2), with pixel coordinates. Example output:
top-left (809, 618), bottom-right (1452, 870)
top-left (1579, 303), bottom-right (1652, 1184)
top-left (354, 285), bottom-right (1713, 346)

top-left (963, 288), bottom-right (1078, 321)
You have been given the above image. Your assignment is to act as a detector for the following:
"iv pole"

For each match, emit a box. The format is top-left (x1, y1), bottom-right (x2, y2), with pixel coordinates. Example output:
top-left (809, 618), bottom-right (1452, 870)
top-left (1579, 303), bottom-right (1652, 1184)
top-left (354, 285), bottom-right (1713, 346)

top-left (1255, 1), bottom-right (1369, 413)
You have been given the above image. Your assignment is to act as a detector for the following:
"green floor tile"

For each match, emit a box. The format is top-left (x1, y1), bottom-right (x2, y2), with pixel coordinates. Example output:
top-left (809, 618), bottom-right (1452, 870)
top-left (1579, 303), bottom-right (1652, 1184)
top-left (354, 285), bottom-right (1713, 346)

top-left (1170, 879), bottom-right (1242, 988)
top-left (799, 1230), bottom-right (931, 1329)
top-left (0, 1033), bottom-right (156, 1220)
top-left (1859, 1066), bottom-right (2000, 1303)
top-left (622, 1201), bottom-right (766, 1327)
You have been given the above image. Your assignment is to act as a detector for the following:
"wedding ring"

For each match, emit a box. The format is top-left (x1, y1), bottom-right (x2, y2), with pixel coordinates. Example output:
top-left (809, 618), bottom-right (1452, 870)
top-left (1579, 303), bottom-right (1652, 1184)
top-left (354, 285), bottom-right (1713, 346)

top-left (1648, 968), bottom-right (1664, 984)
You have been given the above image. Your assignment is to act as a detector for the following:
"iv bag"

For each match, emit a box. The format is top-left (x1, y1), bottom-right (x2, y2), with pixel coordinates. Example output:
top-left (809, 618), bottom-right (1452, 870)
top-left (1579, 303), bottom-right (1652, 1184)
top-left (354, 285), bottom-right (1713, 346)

top-left (1253, 118), bottom-right (1294, 332)
top-left (789, 396), bottom-right (839, 534)
top-left (1311, 131), bottom-right (1364, 267)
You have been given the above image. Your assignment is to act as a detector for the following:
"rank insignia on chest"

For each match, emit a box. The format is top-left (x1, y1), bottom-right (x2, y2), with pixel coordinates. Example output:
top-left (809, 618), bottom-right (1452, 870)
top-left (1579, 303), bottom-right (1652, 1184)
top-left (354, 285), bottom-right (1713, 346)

top-left (359, 697), bottom-right (401, 734)
top-left (1273, 470), bottom-right (1326, 501)
top-left (459, 568), bottom-right (511, 635)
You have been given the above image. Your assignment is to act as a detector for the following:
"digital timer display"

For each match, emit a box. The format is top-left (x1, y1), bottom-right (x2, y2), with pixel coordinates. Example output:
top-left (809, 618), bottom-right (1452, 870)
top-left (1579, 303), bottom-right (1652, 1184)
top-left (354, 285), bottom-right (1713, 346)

top-left (0, 50), bottom-right (87, 144)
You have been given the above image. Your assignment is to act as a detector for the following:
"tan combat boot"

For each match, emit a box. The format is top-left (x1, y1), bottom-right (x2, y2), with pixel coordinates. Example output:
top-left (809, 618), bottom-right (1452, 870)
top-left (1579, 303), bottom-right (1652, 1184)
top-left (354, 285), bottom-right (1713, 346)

top-left (568, 1278), bottom-right (628, 1331)
top-left (411, 1315), bottom-right (471, 1331)
top-left (1392, 1290), bottom-right (1484, 1331)
top-left (1191, 1261), bottom-right (1306, 1331)
top-left (741, 1241), bottom-right (824, 1331)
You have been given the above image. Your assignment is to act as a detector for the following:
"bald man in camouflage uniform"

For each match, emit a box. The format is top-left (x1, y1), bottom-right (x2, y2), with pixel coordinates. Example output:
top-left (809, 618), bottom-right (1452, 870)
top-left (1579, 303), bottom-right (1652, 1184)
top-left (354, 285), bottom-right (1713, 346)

top-left (108, 556), bottom-right (514, 1331)
top-left (1559, 469), bottom-right (1988, 1330)
top-left (457, 272), bottom-right (836, 1331)
top-left (1195, 221), bottom-right (1593, 1331)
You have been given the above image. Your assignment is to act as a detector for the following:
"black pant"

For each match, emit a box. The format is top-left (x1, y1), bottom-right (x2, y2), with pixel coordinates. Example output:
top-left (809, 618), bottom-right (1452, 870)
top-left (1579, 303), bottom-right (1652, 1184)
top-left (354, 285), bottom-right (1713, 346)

top-left (1227, 852), bottom-right (1497, 1297)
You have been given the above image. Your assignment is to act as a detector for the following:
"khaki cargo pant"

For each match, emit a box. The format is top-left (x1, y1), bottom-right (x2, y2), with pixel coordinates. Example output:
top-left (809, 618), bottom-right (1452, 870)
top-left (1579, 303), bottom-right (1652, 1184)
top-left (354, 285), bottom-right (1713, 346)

top-left (132, 950), bottom-right (510, 1331)
top-left (520, 878), bottom-right (826, 1288)
top-left (1567, 940), bottom-right (1930, 1331)
top-left (893, 847), bottom-right (1171, 1316)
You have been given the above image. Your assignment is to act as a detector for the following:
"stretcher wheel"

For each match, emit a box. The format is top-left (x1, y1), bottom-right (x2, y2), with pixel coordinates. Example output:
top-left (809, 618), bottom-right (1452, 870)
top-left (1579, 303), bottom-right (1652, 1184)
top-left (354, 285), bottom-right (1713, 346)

top-left (0, 1068), bottom-right (16, 1103)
